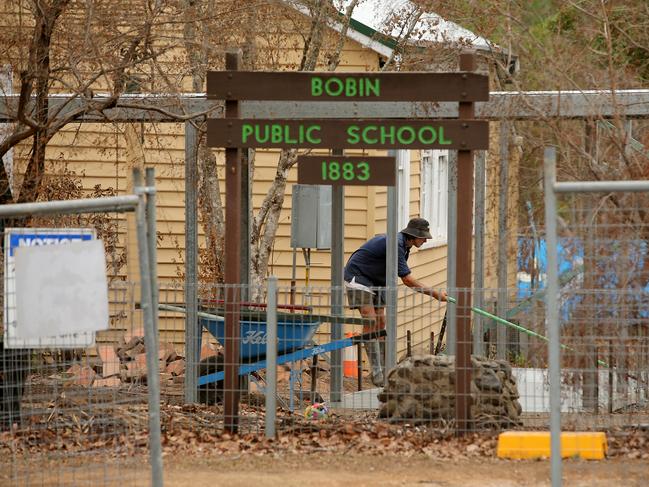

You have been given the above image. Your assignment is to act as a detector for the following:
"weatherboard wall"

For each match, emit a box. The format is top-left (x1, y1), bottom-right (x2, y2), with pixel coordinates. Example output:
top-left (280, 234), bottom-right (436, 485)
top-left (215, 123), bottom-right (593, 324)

top-left (0, 0), bottom-right (519, 354)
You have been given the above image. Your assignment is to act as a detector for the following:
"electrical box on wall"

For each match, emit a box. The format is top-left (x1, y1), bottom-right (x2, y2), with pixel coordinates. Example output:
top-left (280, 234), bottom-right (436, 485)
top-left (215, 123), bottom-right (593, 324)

top-left (290, 184), bottom-right (331, 249)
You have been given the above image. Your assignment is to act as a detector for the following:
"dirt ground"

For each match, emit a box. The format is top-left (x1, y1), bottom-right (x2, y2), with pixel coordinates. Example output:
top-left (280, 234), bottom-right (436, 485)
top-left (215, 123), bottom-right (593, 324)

top-left (5, 452), bottom-right (646, 487)
top-left (163, 453), bottom-right (647, 487)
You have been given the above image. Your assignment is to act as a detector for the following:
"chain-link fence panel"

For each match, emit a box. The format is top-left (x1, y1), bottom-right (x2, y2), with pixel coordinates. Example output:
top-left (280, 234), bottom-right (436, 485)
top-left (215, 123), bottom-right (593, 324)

top-left (550, 187), bottom-right (649, 430)
top-left (0, 173), bottom-right (161, 486)
top-left (160, 282), bottom-right (539, 436)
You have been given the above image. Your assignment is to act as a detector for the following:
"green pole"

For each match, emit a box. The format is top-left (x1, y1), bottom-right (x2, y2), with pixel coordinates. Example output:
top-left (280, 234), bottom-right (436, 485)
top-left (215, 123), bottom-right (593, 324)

top-left (446, 296), bottom-right (608, 367)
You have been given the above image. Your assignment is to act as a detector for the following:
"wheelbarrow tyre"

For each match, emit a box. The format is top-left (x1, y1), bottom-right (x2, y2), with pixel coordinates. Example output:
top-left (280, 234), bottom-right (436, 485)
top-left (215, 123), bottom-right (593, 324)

top-left (197, 353), bottom-right (224, 405)
top-left (196, 353), bottom-right (246, 405)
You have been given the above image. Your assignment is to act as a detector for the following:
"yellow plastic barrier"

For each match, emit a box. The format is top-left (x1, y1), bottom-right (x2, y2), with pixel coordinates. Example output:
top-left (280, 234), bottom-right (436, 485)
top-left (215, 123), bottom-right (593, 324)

top-left (497, 431), bottom-right (607, 460)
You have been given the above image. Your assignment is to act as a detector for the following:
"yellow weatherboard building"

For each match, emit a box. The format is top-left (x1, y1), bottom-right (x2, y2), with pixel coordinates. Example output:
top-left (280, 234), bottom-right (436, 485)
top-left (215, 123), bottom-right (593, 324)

top-left (0, 0), bottom-right (519, 352)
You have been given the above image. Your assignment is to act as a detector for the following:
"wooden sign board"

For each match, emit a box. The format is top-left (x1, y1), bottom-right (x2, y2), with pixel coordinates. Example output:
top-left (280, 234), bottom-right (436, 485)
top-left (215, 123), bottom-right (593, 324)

top-left (297, 156), bottom-right (395, 186)
top-left (207, 71), bottom-right (489, 102)
top-left (207, 119), bottom-right (488, 150)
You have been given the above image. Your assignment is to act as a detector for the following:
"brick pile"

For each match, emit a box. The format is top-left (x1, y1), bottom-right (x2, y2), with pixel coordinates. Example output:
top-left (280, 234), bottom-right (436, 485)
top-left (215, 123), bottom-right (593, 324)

top-left (65, 327), bottom-right (211, 392)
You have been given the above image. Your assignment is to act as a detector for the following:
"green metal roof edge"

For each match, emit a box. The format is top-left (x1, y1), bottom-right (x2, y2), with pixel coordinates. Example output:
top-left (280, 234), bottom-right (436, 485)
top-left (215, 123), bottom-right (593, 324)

top-left (348, 17), bottom-right (398, 51)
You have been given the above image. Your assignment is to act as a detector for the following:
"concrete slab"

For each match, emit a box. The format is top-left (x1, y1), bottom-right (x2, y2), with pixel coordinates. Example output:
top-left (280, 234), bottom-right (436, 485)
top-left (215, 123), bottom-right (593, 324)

top-left (333, 387), bottom-right (382, 410)
top-left (513, 367), bottom-right (647, 413)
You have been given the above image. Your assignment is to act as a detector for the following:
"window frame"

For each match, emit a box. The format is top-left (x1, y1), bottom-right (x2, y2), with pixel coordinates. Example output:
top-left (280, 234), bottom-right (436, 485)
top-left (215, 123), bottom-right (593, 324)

top-left (419, 149), bottom-right (448, 249)
top-left (396, 149), bottom-right (410, 230)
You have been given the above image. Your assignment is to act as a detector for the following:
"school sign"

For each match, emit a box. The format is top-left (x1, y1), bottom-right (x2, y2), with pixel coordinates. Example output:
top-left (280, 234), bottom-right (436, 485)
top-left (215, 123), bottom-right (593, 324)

top-left (207, 71), bottom-right (489, 153)
top-left (206, 62), bottom-right (488, 434)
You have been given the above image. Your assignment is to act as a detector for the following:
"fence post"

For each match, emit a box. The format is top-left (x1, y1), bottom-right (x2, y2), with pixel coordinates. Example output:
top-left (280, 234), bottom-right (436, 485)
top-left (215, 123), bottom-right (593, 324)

top-left (454, 52), bottom-right (477, 436)
top-left (184, 120), bottom-right (199, 404)
top-left (473, 150), bottom-right (486, 356)
top-left (497, 122), bottom-right (510, 360)
top-left (223, 49), bottom-right (243, 433)
top-left (265, 276), bottom-right (278, 439)
top-left (446, 150), bottom-right (457, 355)
top-left (386, 149), bottom-right (399, 379)
top-left (146, 167), bottom-right (159, 340)
top-left (330, 149), bottom-right (345, 403)
top-left (543, 147), bottom-right (563, 487)
top-left (134, 168), bottom-right (164, 487)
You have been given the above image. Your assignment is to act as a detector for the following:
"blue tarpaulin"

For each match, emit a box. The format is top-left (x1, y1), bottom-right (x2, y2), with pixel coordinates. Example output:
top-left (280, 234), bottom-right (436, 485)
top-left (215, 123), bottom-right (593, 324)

top-left (517, 237), bottom-right (649, 322)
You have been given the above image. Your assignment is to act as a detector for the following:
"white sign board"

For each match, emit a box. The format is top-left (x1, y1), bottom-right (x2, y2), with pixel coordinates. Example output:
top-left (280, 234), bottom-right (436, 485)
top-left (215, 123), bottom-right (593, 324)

top-left (3, 228), bottom-right (98, 348)
top-left (15, 240), bottom-right (109, 340)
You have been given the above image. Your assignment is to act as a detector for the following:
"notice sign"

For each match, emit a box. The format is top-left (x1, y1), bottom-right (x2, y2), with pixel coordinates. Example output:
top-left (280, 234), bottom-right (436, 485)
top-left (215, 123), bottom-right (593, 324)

top-left (3, 228), bottom-right (99, 349)
top-left (297, 156), bottom-right (395, 186)
top-left (207, 119), bottom-right (488, 150)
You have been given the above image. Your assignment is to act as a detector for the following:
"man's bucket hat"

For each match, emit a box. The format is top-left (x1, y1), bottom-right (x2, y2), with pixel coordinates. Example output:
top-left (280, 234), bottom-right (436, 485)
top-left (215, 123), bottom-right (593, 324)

top-left (401, 217), bottom-right (432, 239)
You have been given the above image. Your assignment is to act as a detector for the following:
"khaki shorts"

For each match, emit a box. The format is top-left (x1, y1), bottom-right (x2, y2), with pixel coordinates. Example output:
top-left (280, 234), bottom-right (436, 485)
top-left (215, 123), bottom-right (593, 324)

top-left (346, 287), bottom-right (385, 309)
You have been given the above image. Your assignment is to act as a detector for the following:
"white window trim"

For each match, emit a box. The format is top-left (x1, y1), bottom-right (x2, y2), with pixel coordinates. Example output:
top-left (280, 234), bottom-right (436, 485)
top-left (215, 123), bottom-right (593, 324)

top-left (397, 149), bottom-right (410, 230)
top-left (420, 149), bottom-right (448, 249)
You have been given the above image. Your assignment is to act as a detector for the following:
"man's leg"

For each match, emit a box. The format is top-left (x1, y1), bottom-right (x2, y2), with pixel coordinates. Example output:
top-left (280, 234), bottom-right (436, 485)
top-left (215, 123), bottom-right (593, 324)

top-left (345, 289), bottom-right (385, 387)
top-left (374, 308), bottom-right (387, 383)
top-left (358, 303), bottom-right (386, 332)
top-left (357, 305), bottom-right (385, 387)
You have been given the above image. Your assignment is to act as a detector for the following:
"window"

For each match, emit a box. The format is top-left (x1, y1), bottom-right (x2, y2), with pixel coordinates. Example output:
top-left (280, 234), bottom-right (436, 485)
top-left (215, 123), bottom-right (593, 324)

top-left (397, 149), bottom-right (410, 230)
top-left (420, 149), bottom-right (448, 246)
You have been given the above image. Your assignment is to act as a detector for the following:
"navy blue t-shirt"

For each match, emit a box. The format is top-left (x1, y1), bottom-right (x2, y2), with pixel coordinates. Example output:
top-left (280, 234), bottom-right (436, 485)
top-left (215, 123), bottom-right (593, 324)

top-left (343, 233), bottom-right (411, 288)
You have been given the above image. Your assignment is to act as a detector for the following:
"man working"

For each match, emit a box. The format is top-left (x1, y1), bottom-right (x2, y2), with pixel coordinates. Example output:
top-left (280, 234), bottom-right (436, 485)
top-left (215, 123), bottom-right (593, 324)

top-left (344, 217), bottom-right (447, 386)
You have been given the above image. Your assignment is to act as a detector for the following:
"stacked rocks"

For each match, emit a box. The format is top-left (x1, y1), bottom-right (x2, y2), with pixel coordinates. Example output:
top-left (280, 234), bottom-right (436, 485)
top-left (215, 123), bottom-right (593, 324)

top-left (378, 354), bottom-right (522, 428)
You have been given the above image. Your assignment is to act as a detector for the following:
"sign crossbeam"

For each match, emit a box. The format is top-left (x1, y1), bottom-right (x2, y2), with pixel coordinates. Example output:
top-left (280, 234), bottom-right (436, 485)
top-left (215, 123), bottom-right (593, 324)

top-left (207, 71), bottom-right (489, 102)
top-left (207, 119), bottom-right (488, 150)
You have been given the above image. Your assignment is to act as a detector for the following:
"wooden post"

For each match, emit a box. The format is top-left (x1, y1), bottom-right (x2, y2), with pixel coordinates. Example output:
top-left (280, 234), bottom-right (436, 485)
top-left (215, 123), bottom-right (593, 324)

top-left (455, 52), bottom-right (477, 436)
top-left (223, 50), bottom-right (242, 433)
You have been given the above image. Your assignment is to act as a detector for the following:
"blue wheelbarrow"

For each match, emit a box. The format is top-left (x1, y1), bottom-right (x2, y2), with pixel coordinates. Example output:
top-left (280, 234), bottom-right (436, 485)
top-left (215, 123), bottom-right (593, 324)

top-left (200, 309), bottom-right (321, 361)
top-left (159, 304), bottom-right (382, 407)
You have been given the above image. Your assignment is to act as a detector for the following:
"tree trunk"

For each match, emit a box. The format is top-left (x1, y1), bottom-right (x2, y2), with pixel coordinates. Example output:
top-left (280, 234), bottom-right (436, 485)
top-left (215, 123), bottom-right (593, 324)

top-left (16, 0), bottom-right (70, 203)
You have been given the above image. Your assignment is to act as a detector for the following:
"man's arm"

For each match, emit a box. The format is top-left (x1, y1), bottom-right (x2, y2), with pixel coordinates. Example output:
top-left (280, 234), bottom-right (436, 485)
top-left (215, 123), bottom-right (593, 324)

top-left (401, 274), bottom-right (448, 301)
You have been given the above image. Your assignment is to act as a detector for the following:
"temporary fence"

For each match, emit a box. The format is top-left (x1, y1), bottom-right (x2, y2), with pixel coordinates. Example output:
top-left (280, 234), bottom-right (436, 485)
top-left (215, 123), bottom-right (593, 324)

top-left (543, 148), bottom-right (649, 486)
top-left (151, 267), bottom-right (647, 468)
top-left (6, 166), bottom-right (646, 486)
top-left (157, 281), bottom-right (452, 434)
top-left (154, 280), bottom-right (571, 435)
top-left (0, 169), bottom-right (162, 487)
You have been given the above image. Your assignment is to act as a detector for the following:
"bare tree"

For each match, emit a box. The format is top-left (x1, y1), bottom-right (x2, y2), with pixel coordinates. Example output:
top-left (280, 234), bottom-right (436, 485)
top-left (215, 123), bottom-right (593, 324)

top-left (427, 0), bottom-right (649, 372)
top-left (177, 0), bottom-right (364, 293)
top-left (0, 0), bottom-right (172, 206)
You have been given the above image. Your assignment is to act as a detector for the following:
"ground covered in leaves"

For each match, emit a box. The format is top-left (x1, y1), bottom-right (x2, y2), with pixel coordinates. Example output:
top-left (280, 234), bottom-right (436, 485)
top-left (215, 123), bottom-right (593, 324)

top-left (1, 397), bottom-right (649, 486)
top-left (1, 398), bottom-right (648, 461)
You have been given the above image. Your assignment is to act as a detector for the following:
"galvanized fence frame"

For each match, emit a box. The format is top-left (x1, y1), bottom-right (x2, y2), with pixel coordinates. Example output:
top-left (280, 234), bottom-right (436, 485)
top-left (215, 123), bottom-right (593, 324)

top-left (0, 168), bottom-right (162, 487)
top-left (543, 147), bottom-right (649, 487)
